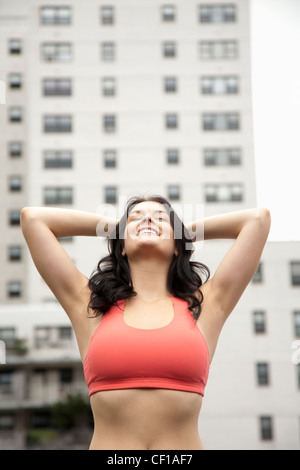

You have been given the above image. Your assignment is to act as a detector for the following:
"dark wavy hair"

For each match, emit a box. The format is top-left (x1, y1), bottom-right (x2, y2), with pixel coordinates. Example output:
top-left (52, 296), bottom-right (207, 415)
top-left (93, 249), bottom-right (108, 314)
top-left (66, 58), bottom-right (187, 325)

top-left (88, 195), bottom-right (210, 321)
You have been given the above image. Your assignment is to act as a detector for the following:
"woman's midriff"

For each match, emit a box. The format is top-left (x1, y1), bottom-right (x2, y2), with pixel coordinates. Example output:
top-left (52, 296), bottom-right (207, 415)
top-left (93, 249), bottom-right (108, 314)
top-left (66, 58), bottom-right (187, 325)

top-left (88, 388), bottom-right (204, 450)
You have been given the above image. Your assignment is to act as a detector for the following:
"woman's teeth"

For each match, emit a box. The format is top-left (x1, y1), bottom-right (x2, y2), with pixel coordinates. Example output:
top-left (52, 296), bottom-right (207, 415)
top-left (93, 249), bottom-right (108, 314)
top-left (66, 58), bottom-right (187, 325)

top-left (138, 229), bottom-right (158, 236)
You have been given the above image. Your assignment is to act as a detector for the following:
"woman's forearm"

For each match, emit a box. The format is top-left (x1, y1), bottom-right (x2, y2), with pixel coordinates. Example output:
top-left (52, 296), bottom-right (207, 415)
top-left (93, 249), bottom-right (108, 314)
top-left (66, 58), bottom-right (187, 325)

top-left (20, 207), bottom-right (118, 238)
top-left (186, 208), bottom-right (271, 242)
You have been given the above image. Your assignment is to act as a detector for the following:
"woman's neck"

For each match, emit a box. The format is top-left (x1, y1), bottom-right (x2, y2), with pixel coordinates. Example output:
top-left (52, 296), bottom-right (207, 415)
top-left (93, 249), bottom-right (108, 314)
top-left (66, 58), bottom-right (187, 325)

top-left (128, 258), bottom-right (170, 301)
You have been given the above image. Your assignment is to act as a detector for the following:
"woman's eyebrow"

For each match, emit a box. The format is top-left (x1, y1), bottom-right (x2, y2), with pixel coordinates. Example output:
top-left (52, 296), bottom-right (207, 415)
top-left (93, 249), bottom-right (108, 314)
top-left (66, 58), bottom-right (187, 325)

top-left (128, 209), bottom-right (169, 218)
top-left (128, 210), bottom-right (140, 217)
top-left (154, 210), bottom-right (169, 217)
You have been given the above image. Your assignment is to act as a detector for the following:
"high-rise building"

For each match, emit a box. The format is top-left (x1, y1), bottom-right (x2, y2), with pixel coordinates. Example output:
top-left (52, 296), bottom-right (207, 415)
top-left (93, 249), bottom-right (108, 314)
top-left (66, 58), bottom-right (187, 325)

top-left (1, 0), bottom-right (257, 303)
top-left (0, 0), bottom-right (299, 449)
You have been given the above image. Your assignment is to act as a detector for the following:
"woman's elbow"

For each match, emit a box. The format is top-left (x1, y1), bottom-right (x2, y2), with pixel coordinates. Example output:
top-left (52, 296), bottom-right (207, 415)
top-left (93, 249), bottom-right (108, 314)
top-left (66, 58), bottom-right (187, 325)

top-left (258, 207), bottom-right (271, 222)
top-left (20, 207), bottom-right (39, 230)
top-left (256, 208), bottom-right (271, 234)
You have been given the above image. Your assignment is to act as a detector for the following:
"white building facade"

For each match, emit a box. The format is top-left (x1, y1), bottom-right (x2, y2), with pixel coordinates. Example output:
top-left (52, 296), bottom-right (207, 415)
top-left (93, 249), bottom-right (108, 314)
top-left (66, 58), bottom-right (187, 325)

top-left (0, 0), bottom-right (299, 449)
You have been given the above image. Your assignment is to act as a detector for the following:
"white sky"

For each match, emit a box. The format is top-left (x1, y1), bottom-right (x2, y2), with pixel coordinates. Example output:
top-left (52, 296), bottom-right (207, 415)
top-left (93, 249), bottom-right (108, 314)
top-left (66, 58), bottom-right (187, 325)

top-left (251, 0), bottom-right (300, 241)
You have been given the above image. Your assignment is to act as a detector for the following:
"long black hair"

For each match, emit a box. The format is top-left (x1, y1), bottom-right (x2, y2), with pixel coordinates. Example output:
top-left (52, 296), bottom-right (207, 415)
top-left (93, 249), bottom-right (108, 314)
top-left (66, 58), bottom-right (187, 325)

top-left (88, 195), bottom-right (210, 321)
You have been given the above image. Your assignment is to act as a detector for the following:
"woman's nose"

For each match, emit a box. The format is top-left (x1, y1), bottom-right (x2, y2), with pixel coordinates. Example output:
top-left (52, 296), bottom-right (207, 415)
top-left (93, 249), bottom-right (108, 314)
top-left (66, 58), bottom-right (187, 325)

top-left (141, 213), bottom-right (152, 223)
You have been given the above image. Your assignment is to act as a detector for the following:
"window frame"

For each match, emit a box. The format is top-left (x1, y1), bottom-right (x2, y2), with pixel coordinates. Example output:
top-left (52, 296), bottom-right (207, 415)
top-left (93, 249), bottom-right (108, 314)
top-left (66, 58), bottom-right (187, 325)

top-left (43, 187), bottom-right (73, 205)
top-left (40, 6), bottom-right (72, 25)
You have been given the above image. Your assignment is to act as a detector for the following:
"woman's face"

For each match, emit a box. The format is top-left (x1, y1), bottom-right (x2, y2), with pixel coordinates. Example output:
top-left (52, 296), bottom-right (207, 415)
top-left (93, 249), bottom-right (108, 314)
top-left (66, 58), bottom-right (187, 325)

top-left (122, 201), bottom-right (178, 261)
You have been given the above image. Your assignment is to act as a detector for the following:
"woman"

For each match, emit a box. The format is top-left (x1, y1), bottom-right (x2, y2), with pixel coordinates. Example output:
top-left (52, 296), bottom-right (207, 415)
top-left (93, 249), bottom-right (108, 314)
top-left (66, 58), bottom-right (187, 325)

top-left (21, 196), bottom-right (271, 450)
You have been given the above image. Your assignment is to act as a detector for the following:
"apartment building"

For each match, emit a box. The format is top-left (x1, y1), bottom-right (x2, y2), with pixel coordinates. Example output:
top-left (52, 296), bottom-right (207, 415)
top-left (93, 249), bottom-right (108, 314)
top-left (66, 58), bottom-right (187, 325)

top-left (0, 0), bottom-right (299, 449)
top-left (1, 0), bottom-right (257, 303)
top-left (0, 304), bottom-right (91, 449)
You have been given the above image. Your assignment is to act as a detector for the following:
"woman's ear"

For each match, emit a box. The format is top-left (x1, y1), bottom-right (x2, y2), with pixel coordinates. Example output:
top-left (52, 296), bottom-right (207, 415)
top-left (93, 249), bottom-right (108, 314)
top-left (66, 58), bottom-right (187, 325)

top-left (122, 248), bottom-right (126, 257)
top-left (174, 248), bottom-right (179, 256)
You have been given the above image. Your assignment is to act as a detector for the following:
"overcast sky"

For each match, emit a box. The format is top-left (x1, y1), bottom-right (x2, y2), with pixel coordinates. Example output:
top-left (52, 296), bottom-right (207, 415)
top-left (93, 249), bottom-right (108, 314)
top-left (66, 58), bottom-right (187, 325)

top-left (251, 0), bottom-right (300, 241)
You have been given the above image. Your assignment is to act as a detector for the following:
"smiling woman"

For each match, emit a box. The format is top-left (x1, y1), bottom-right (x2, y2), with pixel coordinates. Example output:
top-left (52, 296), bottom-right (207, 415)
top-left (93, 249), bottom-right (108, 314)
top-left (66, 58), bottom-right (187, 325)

top-left (20, 194), bottom-right (270, 449)
top-left (88, 196), bottom-right (210, 321)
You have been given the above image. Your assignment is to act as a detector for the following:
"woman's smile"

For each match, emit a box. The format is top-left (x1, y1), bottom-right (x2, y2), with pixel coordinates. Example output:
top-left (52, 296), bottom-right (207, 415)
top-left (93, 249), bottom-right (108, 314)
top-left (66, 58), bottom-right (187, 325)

top-left (137, 227), bottom-right (160, 237)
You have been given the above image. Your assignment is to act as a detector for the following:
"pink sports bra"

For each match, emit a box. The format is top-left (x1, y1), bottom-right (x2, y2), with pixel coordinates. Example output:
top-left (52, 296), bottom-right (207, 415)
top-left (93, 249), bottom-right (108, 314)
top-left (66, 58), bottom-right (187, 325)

top-left (83, 295), bottom-right (210, 396)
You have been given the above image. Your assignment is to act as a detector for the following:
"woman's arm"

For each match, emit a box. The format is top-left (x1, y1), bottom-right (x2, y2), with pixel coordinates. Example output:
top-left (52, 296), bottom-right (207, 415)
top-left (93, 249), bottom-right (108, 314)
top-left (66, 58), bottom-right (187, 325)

top-left (186, 208), bottom-right (270, 242)
top-left (21, 207), bottom-right (118, 238)
top-left (187, 208), bottom-right (271, 323)
top-left (21, 207), bottom-right (118, 315)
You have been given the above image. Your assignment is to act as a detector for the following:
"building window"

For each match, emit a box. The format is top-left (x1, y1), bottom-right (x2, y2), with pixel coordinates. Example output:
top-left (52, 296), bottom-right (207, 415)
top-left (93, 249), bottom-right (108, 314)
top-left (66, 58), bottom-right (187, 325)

top-left (163, 41), bottom-right (177, 58)
top-left (205, 184), bottom-right (243, 203)
top-left (291, 261), bottom-right (300, 286)
top-left (204, 148), bottom-right (241, 166)
top-left (60, 367), bottom-right (73, 386)
top-left (41, 42), bottom-right (72, 62)
top-left (104, 150), bottom-right (117, 168)
top-left (260, 416), bottom-right (273, 441)
top-left (35, 328), bottom-right (49, 348)
top-left (102, 77), bottom-right (116, 96)
top-left (101, 42), bottom-right (115, 61)
top-left (252, 262), bottom-right (263, 283)
top-left (103, 115), bottom-right (116, 133)
top-left (199, 4), bottom-right (237, 23)
top-left (164, 77), bottom-right (177, 93)
top-left (165, 113), bottom-right (178, 129)
top-left (203, 113), bottom-right (240, 131)
top-left (200, 40), bottom-right (238, 60)
top-left (43, 78), bottom-right (72, 96)
top-left (0, 328), bottom-right (15, 349)
top-left (161, 5), bottom-right (176, 22)
top-left (168, 185), bottom-right (180, 201)
top-left (35, 326), bottom-right (72, 348)
top-left (40, 6), bottom-right (71, 25)
top-left (7, 281), bottom-right (22, 298)
top-left (8, 246), bottom-right (22, 262)
top-left (8, 141), bottom-right (23, 158)
top-left (0, 414), bottom-right (15, 433)
top-left (201, 76), bottom-right (239, 94)
top-left (44, 115), bottom-right (72, 133)
top-left (167, 149), bottom-right (179, 164)
top-left (44, 150), bottom-right (73, 168)
top-left (253, 311), bottom-right (266, 334)
top-left (9, 210), bottom-right (21, 226)
top-left (8, 39), bottom-right (22, 54)
top-left (101, 6), bottom-right (115, 24)
top-left (9, 73), bottom-right (22, 89)
top-left (294, 311), bottom-right (300, 337)
top-left (8, 107), bottom-right (23, 123)
top-left (8, 175), bottom-right (22, 192)
top-left (31, 410), bottom-right (53, 429)
top-left (44, 187), bottom-right (73, 205)
top-left (256, 363), bottom-right (270, 385)
top-left (105, 186), bottom-right (117, 204)
top-left (0, 372), bottom-right (13, 394)
top-left (57, 237), bottom-right (73, 243)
